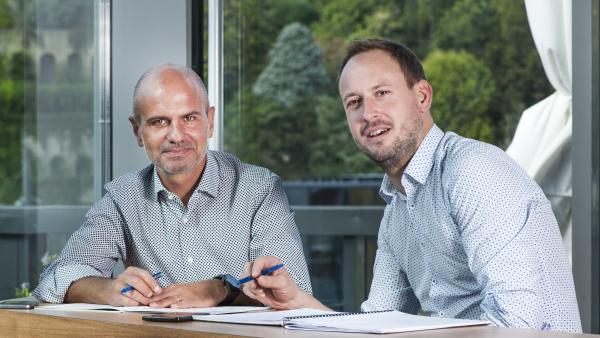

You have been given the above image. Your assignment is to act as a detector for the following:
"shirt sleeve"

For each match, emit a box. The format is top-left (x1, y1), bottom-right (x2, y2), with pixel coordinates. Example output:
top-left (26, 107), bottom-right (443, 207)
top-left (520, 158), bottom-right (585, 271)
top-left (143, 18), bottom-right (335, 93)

top-left (248, 175), bottom-right (312, 294)
top-left (446, 146), bottom-right (579, 330)
top-left (361, 206), bottom-right (420, 313)
top-left (33, 194), bottom-right (126, 303)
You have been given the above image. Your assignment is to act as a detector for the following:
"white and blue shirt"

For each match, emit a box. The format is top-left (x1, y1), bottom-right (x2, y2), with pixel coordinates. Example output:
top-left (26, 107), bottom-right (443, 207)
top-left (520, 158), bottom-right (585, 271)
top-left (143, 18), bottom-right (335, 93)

top-left (361, 125), bottom-right (581, 332)
top-left (34, 151), bottom-right (311, 303)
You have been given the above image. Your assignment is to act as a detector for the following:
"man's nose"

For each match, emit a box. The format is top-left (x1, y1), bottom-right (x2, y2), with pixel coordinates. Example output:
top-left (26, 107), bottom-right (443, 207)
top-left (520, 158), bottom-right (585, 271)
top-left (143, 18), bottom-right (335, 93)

top-left (362, 97), bottom-right (380, 121)
top-left (166, 121), bottom-right (184, 143)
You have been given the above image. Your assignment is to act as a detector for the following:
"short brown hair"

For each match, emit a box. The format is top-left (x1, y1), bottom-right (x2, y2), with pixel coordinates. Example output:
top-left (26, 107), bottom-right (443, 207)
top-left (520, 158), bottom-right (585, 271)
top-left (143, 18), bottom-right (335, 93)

top-left (339, 38), bottom-right (426, 88)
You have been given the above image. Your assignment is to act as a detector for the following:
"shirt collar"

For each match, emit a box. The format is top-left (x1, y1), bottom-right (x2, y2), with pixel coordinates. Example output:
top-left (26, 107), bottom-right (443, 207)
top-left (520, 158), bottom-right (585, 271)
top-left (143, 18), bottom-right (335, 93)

top-left (379, 174), bottom-right (396, 204)
top-left (152, 167), bottom-right (168, 200)
top-left (378, 124), bottom-right (444, 203)
top-left (152, 150), bottom-right (220, 200)
top-left (403, 124), bottom-right (444, 185)
top-left (196, 151), bottom-right (219, 198)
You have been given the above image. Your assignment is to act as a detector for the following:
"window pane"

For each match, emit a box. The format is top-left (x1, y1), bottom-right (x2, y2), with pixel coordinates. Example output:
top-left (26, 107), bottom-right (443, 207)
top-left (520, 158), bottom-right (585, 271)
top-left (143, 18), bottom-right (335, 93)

top-left (0, 0), bottom-right (98, 299)
top-left (221, 0), bottom-right (549, 311)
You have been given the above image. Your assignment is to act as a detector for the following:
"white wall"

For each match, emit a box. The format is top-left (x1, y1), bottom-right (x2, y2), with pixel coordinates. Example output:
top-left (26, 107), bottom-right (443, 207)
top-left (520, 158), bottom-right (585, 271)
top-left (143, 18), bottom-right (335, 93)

top-left (112, 0), bottom-right (188, 177)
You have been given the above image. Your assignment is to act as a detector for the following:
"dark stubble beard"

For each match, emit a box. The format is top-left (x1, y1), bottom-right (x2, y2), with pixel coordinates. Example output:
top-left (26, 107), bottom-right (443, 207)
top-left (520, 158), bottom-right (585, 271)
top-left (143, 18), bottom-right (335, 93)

top-left (360, 114), bottom-right (423, 173)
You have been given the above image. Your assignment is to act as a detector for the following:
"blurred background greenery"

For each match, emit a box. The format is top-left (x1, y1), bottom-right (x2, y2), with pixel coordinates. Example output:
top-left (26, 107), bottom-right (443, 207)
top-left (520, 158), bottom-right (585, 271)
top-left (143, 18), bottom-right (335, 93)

top-left (222, 0), bottom-right (551, 180)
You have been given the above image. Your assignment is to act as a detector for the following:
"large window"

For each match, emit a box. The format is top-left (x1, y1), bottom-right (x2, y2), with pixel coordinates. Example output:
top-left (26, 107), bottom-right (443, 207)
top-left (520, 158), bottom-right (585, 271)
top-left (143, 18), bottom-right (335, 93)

top-left (219, 0), bottom-right (550, 311)
top-left (0, 0), bottom-right (104, 299)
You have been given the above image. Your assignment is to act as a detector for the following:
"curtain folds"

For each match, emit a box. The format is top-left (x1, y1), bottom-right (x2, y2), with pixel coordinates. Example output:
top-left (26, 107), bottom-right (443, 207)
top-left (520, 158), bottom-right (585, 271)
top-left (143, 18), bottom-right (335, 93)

top-left (506, 0), bottom-right (572, 260)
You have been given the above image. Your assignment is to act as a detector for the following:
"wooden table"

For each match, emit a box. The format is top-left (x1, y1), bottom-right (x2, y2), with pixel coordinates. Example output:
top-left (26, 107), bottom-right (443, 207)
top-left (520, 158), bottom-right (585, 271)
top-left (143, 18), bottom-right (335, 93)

top-left (0, 308), bottom-right (595, 337)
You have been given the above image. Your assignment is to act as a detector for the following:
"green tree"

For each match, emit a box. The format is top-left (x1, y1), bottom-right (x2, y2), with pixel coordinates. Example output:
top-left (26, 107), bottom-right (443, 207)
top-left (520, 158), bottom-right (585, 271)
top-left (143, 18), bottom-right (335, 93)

top-left (309, 95), bottom-right (377, 178)
top-left (223, 0), bottom-right (318, 101)
top-left (423, 49), bottom-right (495, 142)
top-left (432, 0), bottom-right (552, 146)
top-left (222, 0), bottom-right (552, 179)
top-left (253, 22), bottom-right (328, 107)
top-left (0, 52), bottom-right (29, 204)
top-left (226, 23), bottom-right (328, 179)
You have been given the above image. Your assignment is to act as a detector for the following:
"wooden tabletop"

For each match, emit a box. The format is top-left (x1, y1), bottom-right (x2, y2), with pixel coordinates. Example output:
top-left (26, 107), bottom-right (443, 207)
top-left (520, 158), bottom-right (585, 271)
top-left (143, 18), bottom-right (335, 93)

top-left (0, 308), bottom-right (595, 338)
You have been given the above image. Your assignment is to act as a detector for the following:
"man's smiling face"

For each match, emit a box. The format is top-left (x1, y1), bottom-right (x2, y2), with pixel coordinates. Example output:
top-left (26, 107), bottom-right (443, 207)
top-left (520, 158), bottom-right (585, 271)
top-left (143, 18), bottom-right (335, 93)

top-left (339, 49), bottom-right (426, 170)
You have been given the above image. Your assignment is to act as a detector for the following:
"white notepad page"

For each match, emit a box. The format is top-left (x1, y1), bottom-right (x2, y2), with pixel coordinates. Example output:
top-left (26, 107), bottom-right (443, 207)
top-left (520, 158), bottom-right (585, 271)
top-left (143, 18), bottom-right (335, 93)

top-left (283, 310), bottom-right (490, 333)
top-left (193, 308), bottom-right (334, 325)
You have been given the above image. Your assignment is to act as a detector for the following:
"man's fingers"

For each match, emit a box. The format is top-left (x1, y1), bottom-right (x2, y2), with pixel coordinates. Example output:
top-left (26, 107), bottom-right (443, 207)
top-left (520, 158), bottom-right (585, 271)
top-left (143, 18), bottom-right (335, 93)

top-left (255, 274), bottom-right (290, 290)
top-left (122, 289), bottom-right (151, 305)
top-left (148, 289), bottom-right (173, 303)
top-left (150, 295), bottom-right (180, 308)
top-left (251, 256), bottom-right (282, 277)
top-left (135, 270), bottom-right (161, 293)
top-left (123, 275), bottom-right (154, 298)
top-left (122, 267), bottom-right (161, 294)
top-left (242, 284), bottom-right (264, 299)
top-left (117, 294), bottom-right (140, 307)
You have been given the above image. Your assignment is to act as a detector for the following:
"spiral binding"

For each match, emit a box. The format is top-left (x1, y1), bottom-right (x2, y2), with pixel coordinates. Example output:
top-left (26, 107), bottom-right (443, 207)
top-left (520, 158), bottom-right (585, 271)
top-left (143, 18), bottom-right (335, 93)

top-left (284, 309), bottom-right (394, 321)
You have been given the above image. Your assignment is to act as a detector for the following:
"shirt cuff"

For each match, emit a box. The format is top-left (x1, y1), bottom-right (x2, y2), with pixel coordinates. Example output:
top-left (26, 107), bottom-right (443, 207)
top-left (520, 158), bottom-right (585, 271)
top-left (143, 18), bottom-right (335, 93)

top-left (33, 264), bottom-right (104, 303)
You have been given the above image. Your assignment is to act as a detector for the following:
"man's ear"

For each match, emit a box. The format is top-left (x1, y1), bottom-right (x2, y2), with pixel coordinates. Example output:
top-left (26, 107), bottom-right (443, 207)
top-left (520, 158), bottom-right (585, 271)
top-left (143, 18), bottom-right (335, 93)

top-left (129, 115), bottom-right (144, 147)
top-left (207, 106), bottom-right (216, 138)
top-left (415, 79), bottom-right (433, 112)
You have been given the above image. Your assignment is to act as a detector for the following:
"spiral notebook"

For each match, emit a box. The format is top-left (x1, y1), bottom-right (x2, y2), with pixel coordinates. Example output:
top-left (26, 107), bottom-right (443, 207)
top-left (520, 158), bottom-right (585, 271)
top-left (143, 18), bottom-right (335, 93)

top-left (282, 310), bottom-right (490, 334)
top-left (193, 308), bottom-right (489, 333)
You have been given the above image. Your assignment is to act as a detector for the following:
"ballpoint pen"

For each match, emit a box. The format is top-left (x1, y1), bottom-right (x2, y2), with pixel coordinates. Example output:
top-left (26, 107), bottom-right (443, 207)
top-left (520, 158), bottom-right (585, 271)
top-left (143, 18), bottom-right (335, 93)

top-left (120, 271), bottom-right (164, 294)
top-left (238, 263), bottom-right (284, 285)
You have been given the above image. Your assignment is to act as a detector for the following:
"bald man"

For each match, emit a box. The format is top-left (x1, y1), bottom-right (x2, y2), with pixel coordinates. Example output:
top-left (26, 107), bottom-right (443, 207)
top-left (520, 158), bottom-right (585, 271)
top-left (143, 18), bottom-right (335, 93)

top-left (34, 64), bottom-right (311, 308)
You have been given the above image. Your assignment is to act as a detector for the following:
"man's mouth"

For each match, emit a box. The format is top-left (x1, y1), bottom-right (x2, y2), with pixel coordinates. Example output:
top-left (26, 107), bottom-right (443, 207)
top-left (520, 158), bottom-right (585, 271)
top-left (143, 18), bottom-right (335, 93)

top-left (366, 128), bottom-right (390, 138)
top-left (162, 147), bottom-right (192, 155)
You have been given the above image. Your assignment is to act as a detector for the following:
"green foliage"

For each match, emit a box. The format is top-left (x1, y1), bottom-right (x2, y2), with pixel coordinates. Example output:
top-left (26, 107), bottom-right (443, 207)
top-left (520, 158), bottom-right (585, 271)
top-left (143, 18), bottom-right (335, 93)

top-left (431, 0), bottom-right (551, 146)
top-left (253, 22), bottom-right (329, 108)
top-left (0, 51), bottom-right (28, 204)
top-left (223, 0), bottom-right (319, 101)
top-left (423, 50), bottom-right (495, 142)
top-left (224, 89), bottom-right (317, 179)
top-left (223, 0), bottom-right (551, 179)
top-left (309, 95), bottom-right (378, 177)
top-left (14, 283), bottom-right (31, 297)
top-left (0, 0), bottom-right (14, 28)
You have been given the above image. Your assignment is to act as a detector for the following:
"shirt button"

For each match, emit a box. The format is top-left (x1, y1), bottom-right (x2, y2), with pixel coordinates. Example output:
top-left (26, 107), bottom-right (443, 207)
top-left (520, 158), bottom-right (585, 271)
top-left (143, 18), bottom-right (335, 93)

top-left (186, 257), bottom-right (194, 265)
top-left (167, 194), bottom-right (174, 200)
top-left (181, 217), bottom-right (188, 224)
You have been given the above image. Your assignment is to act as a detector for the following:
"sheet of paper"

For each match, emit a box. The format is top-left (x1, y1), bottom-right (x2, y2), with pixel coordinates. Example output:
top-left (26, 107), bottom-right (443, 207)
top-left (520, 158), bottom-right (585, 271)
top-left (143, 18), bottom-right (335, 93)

top-left (39, 303), bottom-right (121, 311)
top-left (118, 305), bottom-right (267, 314)
top-left (283, 310), bottom-right (490, 333)
top-left (193, 308), bottom-right (334, 325)
top-left (39, 303), bottom-right (267, 315)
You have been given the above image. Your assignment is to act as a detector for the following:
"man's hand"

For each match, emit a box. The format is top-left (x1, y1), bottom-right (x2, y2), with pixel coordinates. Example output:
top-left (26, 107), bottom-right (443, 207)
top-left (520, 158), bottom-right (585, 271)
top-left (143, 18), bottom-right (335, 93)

top-left (108, 267), bottom-right (162, 306)
top-left (148, 279), bottom-right (227, 309)
top-left (65, 267), bottom-right (162, 306)
top-left (242, 256), bottom-right (330, 311)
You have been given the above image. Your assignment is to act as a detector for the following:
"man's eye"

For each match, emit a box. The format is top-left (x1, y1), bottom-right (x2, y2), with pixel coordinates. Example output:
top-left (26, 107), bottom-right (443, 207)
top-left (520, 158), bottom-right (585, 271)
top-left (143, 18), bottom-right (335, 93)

top-left (376, 90), bottom-right (390, 96)
top-left (184, 115), bottom-right (196, 122)
top-left (152, 119), bottom-right (168, 126)
top-left (347, 98), bottom-right (361, 108)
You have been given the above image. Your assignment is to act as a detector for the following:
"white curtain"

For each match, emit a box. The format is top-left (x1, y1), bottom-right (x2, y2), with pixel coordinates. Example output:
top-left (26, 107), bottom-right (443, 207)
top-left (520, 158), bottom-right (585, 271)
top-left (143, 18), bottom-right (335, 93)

top-left (506, 0), bottom-right (572, 261)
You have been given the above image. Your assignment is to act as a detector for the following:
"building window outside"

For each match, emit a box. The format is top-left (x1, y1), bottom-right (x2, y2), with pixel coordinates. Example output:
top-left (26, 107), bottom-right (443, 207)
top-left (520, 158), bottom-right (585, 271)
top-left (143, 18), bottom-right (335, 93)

top-left (0, 0), bottom-right (98, 299)
top-left (219, 0), bottom-right (551, 311)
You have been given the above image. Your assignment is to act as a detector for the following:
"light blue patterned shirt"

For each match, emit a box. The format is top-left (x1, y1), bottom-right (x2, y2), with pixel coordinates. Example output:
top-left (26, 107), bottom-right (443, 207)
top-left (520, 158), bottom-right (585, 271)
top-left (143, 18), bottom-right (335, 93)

top-left (34, 151), bottom-right (311, 303)
top-left (361, 125), bottom-right (581, 332)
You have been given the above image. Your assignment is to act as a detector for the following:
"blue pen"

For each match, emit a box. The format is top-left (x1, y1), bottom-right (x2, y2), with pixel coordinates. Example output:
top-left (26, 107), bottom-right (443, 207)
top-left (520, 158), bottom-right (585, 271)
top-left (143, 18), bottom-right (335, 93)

top-left (238, 263), bottom-right (284, 285)
top-left (120, 272), bottom-right (164, 294)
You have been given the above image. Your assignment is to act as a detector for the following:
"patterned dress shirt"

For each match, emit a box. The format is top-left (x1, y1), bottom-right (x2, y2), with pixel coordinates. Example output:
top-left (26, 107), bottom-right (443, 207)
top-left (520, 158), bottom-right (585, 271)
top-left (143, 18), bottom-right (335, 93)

top-left (34, 150), bottom-right (311, 303)
top-left (361, 124), bottom-right (581, 332)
